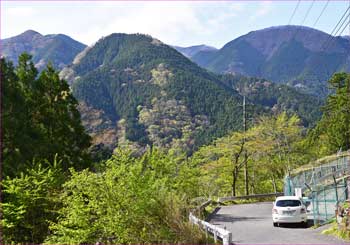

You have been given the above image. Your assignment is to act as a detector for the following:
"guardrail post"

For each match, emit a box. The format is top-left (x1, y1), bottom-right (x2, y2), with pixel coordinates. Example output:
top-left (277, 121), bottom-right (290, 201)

top-left (223, 233), bottom-right (232, 245)
top-left (213, 231), bottom-right (217, 243)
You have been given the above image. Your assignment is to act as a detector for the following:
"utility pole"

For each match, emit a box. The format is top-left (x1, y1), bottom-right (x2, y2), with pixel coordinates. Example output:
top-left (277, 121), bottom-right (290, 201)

top-left (243, 95), bottom-right (249, 196)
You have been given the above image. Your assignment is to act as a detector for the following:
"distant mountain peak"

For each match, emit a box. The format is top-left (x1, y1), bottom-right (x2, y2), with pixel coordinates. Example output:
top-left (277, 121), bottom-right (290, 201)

top-left (173, 44), bottom-right (217, 58)
top-left (2, 30), bottom-right (86, 70)
top-left (191, 25), bottom-right (350, 97)
top-left (20, 29), bottom-right (42, 38)
top-left (22, 29), bottom-right (41, 35)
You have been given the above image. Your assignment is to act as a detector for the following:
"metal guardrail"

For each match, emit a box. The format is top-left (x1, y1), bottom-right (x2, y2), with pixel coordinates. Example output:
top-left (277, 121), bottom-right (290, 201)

top-left (189, 199), bottom-right (232, 245)
top-left (189, 192), bottom-right (283, 244)
top-left (189, 212), bottom-right (232, 245)
top-left (217, 192), bottom-right (284, 203)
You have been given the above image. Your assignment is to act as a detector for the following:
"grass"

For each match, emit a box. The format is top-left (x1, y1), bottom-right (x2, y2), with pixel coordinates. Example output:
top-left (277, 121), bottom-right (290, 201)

top-left (322, 221), bottom-right (350, 241)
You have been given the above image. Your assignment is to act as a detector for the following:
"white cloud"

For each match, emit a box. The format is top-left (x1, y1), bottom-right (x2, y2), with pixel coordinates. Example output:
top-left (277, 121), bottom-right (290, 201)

top-left (0, 1), bottom-right (260, 47)
top-left (6, 6), bottom-right (35, 17)
top-left (6, 1), bottom-right (342, 48)
top-left (99, 2), bottom-right (207, 45)
top-left (249, 1), bottom-right (273, 22)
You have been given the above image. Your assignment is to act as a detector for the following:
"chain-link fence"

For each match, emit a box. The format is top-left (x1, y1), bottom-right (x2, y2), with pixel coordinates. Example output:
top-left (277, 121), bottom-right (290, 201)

top-left (284, 151), bottom-right (350, 225)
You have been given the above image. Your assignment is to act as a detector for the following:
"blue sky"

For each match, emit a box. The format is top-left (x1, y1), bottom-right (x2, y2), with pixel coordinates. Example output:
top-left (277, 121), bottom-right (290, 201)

top-left (2, 1), bottom-right (350, 48)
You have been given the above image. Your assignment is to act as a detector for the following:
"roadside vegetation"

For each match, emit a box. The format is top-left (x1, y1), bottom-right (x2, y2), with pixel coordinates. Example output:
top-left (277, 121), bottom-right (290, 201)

top-left (323, 201), bottom-right (350, 241)
top-left (1, 54), bottom-right (349, 244)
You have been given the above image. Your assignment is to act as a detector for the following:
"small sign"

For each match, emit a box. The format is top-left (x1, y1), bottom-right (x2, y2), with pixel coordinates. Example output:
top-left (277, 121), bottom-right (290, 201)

top-left (295, 188), bottom-right (302, 198)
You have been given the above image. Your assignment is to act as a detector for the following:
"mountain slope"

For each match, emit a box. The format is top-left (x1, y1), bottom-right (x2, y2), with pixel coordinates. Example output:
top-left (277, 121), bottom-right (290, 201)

top-left (62, 33), bottom-right (322, 153)
top-left (173, 44), bottom-right (217, 58)
top-left (220, 74), bottom-right (322, 126)
top-left (1, 30), bottom-right (86, 70)
top-left (192, 26), bottom-right (350, 96)
top-left (62, 33), bottom-right (246, 153)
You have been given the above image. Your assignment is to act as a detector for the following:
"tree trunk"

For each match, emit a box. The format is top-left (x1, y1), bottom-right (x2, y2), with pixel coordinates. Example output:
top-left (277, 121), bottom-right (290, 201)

top-left (244, 152), bottom-right (249, 195)
top-left (271, 175), bottom-right (277, 193)
top-left (232, 167), bottom-right (238, 196)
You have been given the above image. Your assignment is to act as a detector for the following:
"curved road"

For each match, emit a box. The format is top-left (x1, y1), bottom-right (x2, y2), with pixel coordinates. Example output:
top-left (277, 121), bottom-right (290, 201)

top-left (209, 202), bottom-right (347, 244)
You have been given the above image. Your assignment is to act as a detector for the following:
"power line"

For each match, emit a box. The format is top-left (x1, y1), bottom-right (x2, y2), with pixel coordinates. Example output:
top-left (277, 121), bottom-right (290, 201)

top-left (326, 6), bottom-right (350, 38)
top-left (338, 18), bottom-right (350, 37)
top-left (288, 0), bottom-right (301, 25)
top-left (292, 0), bottom-right (316, 40)
top-left (331, 7), bottom-right (350, 37)
top-left (312, 0), bottom-right (330, 27)
top-left (323, 7), bottom-right (350, 50)
top-left (300, 0), bottom-right (316, 27)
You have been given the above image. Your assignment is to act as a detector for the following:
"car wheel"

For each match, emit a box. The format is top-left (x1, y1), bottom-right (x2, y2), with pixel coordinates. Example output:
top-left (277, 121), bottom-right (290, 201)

top-left (273, 222), bottom-right (278, 227)
top-left (301, 221), bottom-right (307, 228)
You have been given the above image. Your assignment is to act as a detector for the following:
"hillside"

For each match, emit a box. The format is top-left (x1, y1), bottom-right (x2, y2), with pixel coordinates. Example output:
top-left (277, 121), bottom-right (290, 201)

top-left (192, 26), bottom-right (350, 97)
top-left (1, 30), bottom-right (86, 70)
top-left (173, 44), bottom-right (217, 58)
top-left (61, 33), bottom-right (246, 153)
top-left (61, 32), bottom-right (323, 153)
top-left (220, 74), bottom-right (322, 126)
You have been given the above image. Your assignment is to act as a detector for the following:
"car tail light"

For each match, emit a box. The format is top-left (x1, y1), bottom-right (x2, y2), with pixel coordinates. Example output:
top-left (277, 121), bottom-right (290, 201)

top-left (300, 208), bottom-right (306, 213)
top-left (272, 208), bottom-right (278, 214)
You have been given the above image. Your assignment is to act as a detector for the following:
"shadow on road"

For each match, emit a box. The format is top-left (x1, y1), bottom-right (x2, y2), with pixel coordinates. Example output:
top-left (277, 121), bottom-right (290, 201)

top-left (211, 214), bottom-right (264, 223)
top-left (277, 219), bottom-right (314, 229)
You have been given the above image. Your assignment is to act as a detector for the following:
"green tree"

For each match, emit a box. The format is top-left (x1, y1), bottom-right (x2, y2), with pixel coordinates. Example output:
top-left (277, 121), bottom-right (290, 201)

top-left (34, 64), bottom-right (91, 169)
top-left (191, 112), bottom-right (306, 196)
top-left (248, 113), bottom-right (305, 193)
top-left (1, 158), bottom-right (64, 244)
top-left (46, 149), bottom-right (206, 244)
top-left (310, 73), bottom-right (350, 153)
top-left (1, 54), bottom-right (91, 177)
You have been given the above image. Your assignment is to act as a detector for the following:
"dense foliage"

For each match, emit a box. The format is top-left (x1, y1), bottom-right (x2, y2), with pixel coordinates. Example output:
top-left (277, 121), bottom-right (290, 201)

top-left (2, 49), bottom-right (349, 244)
top-left (66, 33), bottom-right (322, 155)
top-left (191, 112), bottom-right (307, 197)
top-left (1, 158), bottom-right (64, 244)
top-left (309, 73), bottom-right (350, 154)
top-left (46, 150), bottom-right (206, 244)
top-left (220, 74), bottom-right (322, 126)
top-left (1, 55), bottom-right (208, 245)
top-left (68, 33), bottom-right (244, 152)
top-left (1, 54), bottom-right (91, 177)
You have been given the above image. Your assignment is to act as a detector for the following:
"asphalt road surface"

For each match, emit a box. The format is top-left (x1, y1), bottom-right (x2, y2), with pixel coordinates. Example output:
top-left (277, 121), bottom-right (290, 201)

top-left (209, 202), bottom-right (347, 244)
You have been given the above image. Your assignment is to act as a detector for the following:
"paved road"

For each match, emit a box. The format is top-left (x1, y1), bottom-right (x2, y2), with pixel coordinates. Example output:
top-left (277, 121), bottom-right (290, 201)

top-left (209, 202), bottom-right (347, 244)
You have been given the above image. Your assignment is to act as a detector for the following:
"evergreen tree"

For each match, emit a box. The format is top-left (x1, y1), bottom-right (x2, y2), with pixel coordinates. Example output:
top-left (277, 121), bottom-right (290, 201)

top-left (310, 73), bottom-right (350, 153)
top-left (1, 54), bottom-right (91, 177)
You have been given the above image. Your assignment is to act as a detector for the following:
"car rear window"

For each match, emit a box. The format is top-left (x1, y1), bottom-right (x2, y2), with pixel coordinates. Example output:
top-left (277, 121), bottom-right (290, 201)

top-left (276, 200), bottom-right (301, 207)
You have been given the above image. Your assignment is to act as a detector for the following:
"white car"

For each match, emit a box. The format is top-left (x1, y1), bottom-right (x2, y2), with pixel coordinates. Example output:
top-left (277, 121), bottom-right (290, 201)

top-left (272, 196), bottom-right (307, 227)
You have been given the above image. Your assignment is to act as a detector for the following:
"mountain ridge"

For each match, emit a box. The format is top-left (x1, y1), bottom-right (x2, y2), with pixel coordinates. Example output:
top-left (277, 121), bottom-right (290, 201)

top-left (172, 44), bottom-right (217, 58)
top-left (191, 25), bottom-right (350, 96)
top-left (1, 30), bottom-right (86, 70)
top-left (66, 32), bottom-right (321, 153)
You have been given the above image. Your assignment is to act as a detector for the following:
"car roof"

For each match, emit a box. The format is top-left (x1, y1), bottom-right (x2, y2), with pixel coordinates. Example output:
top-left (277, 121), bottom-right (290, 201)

top-left (275, 196), bottom-right (301, 201)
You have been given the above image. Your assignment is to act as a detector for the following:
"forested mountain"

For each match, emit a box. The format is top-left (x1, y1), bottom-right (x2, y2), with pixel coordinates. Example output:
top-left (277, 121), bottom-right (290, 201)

top-left (59, 32), bottom-right (323, 153)
top-left (1, 30), bottom-right (86, 70)
top-left (2, 29), bottom-right (324, 154)
top-left (220, 74), bottom-right (322, 126)
top-left (61, 33), bottom-right (246, 153)
top-left (3, 29), bottom-right (349, 244)
top-left (173, 44), bottom-right (217, 58)
top-left (191, 26), bottom-right (350, 97)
